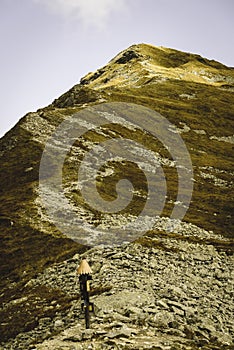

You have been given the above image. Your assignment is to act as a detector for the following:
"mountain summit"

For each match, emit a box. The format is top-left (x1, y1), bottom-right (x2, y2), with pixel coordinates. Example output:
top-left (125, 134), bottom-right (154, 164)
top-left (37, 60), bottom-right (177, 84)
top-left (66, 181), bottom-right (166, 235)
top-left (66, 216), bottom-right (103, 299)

top-left (80, 44), bottom-right (231, 88)
top-left (0, 44), bottom-right (233, 349)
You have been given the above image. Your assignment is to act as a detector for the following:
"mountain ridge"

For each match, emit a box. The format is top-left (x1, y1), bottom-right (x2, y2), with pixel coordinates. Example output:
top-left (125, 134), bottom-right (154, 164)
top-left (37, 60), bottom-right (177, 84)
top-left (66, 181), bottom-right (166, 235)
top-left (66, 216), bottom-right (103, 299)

top-left (0, 43), bottom-right (233, 349)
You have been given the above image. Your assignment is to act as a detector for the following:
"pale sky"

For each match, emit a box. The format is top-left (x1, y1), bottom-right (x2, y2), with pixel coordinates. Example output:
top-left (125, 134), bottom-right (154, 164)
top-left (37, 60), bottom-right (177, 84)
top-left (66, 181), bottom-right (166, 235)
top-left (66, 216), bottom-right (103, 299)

top-left (0, 0), bottom-right (233, 137)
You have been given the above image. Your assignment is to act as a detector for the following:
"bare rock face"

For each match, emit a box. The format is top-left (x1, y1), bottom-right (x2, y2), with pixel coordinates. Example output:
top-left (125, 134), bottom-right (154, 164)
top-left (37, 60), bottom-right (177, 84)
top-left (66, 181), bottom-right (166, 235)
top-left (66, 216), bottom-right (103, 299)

top-left (0, 44), bottom-right (233, 349)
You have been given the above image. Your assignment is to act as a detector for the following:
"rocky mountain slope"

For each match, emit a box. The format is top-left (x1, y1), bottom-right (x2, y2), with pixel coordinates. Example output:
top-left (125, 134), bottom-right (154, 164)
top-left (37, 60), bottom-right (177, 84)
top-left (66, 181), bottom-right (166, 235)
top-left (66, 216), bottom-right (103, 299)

top-left (3, 241), bottom-right (233, 350)
top-left (0, 44), bottom-right (233, 349)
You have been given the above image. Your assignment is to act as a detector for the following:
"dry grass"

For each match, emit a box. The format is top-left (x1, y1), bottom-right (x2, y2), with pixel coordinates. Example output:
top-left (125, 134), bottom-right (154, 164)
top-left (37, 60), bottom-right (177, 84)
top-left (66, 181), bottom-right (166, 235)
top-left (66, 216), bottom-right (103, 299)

top-left (0, 43), bottom-right (233, 342)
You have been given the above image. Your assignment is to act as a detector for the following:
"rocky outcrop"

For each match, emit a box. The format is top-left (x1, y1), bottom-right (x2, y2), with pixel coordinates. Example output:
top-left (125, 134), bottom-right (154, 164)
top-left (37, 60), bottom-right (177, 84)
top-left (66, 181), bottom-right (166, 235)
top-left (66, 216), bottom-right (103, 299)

top-left (2, 236), bottom-right (233, 349)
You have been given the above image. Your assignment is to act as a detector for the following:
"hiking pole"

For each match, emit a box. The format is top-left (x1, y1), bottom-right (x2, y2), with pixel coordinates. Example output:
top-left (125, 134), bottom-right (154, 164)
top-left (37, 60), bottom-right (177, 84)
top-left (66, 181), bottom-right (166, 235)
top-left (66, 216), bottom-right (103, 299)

top-left (76, 259), bottom-right (94, 329)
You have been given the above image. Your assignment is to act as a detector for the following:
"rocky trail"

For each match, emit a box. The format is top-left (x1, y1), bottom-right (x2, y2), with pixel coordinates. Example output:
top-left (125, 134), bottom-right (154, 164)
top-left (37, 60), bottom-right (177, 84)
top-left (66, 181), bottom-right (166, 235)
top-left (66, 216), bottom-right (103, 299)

top-left (2, 224), bottom-right (233, 350)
